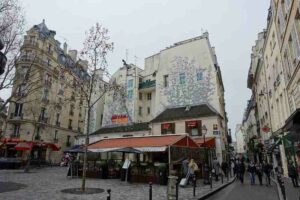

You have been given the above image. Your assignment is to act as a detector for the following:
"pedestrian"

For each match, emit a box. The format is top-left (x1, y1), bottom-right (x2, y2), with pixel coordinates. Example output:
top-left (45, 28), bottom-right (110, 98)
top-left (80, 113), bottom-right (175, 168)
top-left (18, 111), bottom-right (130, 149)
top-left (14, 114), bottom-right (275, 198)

top-left (234, 160), bottom-right (239, 180)
top-left (238, 160), bottom-right (246, 184)
top-left (221, 161), bottom-right (229, 179)
top-left (288, 161), bottom-right (299, 188)
top-left (256, 162), bottom-right (263, 186)
top-left (263, 161), bottom-right (272, 186)
top-left (188, 159), bottom-right (199, 185)
top-left (182, 157), bottom-right (189, 178)
top-left (212, 157), bottom-right (220, 181)
top-left (248, 161), bottom-right (256, 185)
top-left (203, 163), bottom-right (210, 184)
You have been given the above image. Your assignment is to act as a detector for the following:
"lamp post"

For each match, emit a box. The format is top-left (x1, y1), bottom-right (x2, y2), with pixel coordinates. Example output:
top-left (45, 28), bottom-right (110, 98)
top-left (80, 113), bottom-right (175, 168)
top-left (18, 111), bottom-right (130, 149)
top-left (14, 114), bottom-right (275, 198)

top-left (202, 125), bottom-right (208, 163)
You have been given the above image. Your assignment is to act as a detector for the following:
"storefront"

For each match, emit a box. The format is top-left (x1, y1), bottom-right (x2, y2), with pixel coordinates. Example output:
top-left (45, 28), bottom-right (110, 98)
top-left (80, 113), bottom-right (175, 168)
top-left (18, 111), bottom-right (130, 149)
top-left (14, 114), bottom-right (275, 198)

top-left (87, 134), bottom-right (203, 184)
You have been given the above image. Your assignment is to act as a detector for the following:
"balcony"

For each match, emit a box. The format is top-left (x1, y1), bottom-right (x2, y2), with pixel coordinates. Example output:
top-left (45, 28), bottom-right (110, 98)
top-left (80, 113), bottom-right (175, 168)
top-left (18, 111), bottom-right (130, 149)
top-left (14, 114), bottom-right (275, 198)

top-left (38, 116), bottom-right (48, 123)
top-left (56, 121), bottom-right (60, 127)
top-left (53, 138), bottom-right (58, 143)
top-left (22, 39), bottom-right (39, 48)
top-left (139, 80), bottom-right (156, 90)
top-left (18, 56), bottom-right (48, 67)
top-left (10, 113), bottom-right (23, 120)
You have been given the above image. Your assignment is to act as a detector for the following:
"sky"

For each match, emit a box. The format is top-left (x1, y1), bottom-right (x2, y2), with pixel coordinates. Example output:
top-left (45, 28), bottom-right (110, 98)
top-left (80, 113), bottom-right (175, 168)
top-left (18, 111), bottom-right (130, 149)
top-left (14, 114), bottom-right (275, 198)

top-left (3, 0), bottom-right (270, 138)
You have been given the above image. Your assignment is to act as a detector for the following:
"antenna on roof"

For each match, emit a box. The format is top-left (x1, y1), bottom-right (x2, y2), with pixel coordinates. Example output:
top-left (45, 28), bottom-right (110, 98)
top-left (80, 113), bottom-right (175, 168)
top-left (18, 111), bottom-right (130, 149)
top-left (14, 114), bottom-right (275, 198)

top-left (126, 49), bottom-right (129, 63)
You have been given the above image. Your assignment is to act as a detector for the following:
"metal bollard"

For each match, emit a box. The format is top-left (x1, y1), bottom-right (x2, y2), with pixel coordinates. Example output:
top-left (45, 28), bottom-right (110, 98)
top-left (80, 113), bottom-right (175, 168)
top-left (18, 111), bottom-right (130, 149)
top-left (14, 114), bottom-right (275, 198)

top-left (221, 174), bottom-right (223, 184)
top-left (193, 176), bottom-right (196, 197)
top-left (210, 173), bottom-right (212, 189)
top-left (107, 189), bottom-right (111, 200)
top-left (149, 182), bottom-right (152, 200)
top-left (176, 181), bottom-right (179, 200)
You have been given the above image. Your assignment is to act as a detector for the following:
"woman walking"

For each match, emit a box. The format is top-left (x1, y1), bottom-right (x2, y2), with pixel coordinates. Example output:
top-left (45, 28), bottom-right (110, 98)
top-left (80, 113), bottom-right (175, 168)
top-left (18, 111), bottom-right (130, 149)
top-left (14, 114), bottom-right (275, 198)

top-left (248, 161), bottom-right (256, 185)
top-left (256, 162), bottom-right (263, 185)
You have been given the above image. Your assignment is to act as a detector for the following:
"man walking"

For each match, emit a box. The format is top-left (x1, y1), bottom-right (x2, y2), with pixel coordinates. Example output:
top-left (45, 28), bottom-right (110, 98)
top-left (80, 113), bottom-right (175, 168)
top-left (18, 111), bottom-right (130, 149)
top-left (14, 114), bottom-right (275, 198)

top-left (256, 162), bottom-right (263, 185)
top-left (221, 161), bottom-right (229, 179)
top-left (238, 160), bottom-right (246, 184)
top-left (288, 161), bottom-right (299, 187)
top-left (263, 161), bottom-right (272, 186)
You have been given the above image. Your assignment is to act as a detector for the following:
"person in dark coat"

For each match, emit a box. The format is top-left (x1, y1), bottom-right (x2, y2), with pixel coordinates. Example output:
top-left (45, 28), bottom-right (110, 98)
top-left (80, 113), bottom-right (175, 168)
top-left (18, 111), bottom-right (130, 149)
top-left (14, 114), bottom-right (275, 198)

top-left (221, 161), bottom-right (229, 178)
top-left (263, 162), bottom-right (272, 186)
top-left (238, 160), bottom-right (246, 184)
top-left (248, 161), bottom-right (256, 185)
top-left (255, 162), bottom-right (263, 185)
top-left (288, 162), bottom-right (299, 187)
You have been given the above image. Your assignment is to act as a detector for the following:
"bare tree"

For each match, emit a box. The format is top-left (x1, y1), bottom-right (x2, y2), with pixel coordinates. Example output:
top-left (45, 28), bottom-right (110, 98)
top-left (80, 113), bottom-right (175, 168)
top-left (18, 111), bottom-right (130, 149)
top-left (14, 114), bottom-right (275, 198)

top-left (78, 23), bottom-right (114, 191)
top-left (0, 0), bottom-right (25, 107)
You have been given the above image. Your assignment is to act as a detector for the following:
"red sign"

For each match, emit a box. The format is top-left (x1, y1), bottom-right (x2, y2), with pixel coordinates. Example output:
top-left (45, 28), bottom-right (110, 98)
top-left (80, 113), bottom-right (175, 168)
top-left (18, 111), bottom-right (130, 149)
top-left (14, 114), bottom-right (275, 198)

top-left (162, 123), bottom-right (171, 129)
top-left (111, 114), bottom-right (128, 123)
top-left (262, 126), bottom-right (270, 133)
top-left (187, 121), bottom-right (197, 127)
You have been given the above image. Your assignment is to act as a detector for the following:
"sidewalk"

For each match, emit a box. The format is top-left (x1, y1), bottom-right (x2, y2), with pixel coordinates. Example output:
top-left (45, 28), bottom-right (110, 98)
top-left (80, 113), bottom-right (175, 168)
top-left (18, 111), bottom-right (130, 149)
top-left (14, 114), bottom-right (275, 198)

top-left (283, 177), bottom-right (300, 200)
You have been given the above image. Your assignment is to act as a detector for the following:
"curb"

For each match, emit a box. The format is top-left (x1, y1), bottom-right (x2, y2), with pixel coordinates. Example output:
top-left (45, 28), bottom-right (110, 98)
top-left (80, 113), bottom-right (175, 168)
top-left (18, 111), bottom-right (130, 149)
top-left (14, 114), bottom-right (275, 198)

top-left (198, 177), bottom-right (236, 200)
top-left (271, 177), bottom-right (284, 200)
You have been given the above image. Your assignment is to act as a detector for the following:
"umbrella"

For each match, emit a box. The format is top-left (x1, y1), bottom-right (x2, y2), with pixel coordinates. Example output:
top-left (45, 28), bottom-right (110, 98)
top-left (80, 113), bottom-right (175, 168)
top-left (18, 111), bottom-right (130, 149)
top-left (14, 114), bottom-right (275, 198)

top-left (15, 142), bottom-right (32, 151)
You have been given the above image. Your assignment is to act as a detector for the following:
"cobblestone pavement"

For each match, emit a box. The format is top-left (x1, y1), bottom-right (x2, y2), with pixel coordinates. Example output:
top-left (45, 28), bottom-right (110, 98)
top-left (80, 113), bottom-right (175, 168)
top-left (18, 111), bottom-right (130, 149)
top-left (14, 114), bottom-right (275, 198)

top-left (0, 167), bottom-right (233, 200)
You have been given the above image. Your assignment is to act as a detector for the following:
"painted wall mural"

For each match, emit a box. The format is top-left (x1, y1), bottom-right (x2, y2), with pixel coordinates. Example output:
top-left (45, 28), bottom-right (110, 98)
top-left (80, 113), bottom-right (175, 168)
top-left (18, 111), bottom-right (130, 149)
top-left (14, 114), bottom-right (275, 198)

top-left (102, 84), bottom-right (134, 127)
top-left (159, 56), bottom-right (215, 112)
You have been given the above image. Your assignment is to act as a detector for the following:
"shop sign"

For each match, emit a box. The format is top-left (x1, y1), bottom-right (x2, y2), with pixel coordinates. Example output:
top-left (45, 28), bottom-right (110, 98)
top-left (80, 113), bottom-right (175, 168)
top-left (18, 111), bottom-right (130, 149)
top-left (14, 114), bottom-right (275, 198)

top-left (162, 123), bottom-right (171, 129)
top-left (187, 121), bottom-right (197, 127)
top-left (111, 114), bottom-right (128, 123)
top-left (262, 126), bottom-right (270, 133)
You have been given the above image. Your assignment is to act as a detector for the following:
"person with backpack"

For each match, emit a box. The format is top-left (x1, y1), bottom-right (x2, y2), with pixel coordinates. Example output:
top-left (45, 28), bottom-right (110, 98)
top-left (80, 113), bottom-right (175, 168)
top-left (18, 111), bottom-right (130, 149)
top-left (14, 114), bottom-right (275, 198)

top-left (248, 161), bottom-right (256, 185)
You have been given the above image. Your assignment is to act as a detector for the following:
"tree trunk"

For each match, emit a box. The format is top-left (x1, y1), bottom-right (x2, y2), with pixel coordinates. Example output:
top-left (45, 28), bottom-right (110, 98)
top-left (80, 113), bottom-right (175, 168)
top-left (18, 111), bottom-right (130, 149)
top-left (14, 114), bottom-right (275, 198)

top-left (24, 123), bottom-right (37, 173)
top-left (81, 106), bottom-right (91, 192)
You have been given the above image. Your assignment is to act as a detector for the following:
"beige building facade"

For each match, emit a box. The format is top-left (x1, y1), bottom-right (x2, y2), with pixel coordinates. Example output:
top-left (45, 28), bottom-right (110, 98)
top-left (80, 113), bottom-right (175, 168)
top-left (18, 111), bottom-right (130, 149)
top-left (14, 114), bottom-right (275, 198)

top-left (3, 21), bottom-right (88, 163)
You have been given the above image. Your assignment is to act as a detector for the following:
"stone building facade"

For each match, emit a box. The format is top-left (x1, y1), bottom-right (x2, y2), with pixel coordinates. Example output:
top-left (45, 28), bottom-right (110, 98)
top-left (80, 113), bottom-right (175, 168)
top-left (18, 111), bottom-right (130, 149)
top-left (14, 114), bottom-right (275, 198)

top-left (3, 20), bottom-right (88, 163)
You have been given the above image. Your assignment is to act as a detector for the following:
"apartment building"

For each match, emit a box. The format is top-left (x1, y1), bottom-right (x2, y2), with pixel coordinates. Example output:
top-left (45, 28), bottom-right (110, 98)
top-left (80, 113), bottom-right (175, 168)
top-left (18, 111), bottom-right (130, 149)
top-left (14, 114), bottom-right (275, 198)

top-left (3, 20), bottom-right (88, 163)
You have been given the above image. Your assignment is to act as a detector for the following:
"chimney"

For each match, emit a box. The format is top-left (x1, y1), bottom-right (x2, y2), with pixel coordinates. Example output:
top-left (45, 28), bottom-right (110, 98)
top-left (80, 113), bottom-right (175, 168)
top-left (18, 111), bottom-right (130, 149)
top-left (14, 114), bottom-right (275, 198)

top-left (203, 31), bottom-right (209, 38)
top-left (63, 42), bottom-right (67, 54)
top-left (68, 50), bottom-right (77, 61)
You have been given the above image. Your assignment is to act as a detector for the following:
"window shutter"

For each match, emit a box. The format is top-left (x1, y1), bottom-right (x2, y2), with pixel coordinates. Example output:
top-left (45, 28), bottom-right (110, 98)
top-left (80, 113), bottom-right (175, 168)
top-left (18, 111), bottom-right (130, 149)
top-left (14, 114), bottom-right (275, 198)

top-left (171, 123), bottom-right (175, 134)
top-left (197, 120), bottom-right (202, 136)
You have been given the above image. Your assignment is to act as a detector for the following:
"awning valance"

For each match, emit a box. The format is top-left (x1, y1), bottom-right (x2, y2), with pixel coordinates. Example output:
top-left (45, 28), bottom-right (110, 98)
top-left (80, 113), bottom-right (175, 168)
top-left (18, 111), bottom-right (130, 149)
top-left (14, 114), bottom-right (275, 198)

top-left (88, 134), bottom-right (199, 153)
top-left (193, 137), bottom-right (216, 148)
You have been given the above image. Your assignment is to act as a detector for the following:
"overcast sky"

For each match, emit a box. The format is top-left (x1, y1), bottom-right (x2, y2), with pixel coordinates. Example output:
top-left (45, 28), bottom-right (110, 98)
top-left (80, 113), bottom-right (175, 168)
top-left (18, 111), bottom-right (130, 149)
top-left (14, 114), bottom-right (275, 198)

top-left (3, 0), bottom-right (270, 137)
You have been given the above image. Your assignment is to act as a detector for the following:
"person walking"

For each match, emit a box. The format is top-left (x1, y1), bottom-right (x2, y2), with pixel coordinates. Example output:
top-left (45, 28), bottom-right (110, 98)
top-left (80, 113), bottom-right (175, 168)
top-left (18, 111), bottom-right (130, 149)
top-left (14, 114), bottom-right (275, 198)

top-left (221, 161), bottom-right (229, 179)
top-left (256, 162), bottom-right (263, 186)
top-left (238, 160), bottom-right (246, 184)
top-left (263, 161), bottom-right (272, 186)
top-left (248, 161), bottom-right (256, 185)
top-left (212, 157), bottom-right (220, 181)
top-left (288, 161), bottom-right (299, 187)
top-left (188, 159), bottom-right (199, 185)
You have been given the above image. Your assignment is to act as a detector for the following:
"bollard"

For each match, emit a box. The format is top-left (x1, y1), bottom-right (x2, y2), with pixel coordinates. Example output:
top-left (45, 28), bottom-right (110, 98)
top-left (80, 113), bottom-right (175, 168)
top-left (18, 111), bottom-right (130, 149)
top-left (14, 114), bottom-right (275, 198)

top-left (176, 181), bottom-right (179, 200)
top-left (210, 173), bottom-right (212, 189)
top-left (107, 189), bottom-right (111, 200)
top-left (193, 176), bottom-right (196, 197)
top-left (149, 182), bottom-right (152, 200)
top-left (221, 174), bottom-right (223, 184)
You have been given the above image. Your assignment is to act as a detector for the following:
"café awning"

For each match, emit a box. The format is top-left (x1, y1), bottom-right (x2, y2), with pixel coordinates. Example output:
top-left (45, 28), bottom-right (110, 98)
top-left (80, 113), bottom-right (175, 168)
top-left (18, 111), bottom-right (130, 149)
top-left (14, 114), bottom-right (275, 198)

top-left (88, 134), bottom-right (199, 153)
top-left (193, 137), bottom-right (216, 148)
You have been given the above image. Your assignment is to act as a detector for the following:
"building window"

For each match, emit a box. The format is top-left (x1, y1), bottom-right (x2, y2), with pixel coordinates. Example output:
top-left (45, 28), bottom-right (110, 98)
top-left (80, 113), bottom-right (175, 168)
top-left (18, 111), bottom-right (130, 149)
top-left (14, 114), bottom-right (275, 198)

top-left (213, 124), bottom-right (218, 130)
top-left (68, 119), bottom-right (72, 130)
top-left (185, 120), bottom-right (202, 136)
top-left (139, 107), bottom-right (142, 116)
top-left (197, 71), bottom-right (203, 81)
top-left (14, 103), bottom-right (23, 117)
top-left (127, 79), bottom-right (133, 88)
top-left (291, 25), bottom-right (300, 59)
top-left (56, 113), bottom-right (60, 126)
top-left (127, 90), bottom-right (133, 99)
top-left (69, 104), bottom-right (74, 116)
top-left (12, 124), bottom-right (20, 137)
top-left (40, 107), bottom-right (47, 121)
top-left (161, 123), bottom-right (175, 134)
top-left (66, 135), bottom-right (71, 147)
top-left (54, 130), bottom-right (58, 142)
top-left (47, 58), bottom-right (51, 67)
top-left (48, 44), bottom-right (52, 53)
top-left (147, 107), bottom-right (150, 114)
top-left (179, 73), bottom-right (186, 84)
top-left (164, 75), bottom-right (169, 87)
top-left (139, 92), bottom-right (142, 100)
top-left (147, 93), bottom-right (151, 100)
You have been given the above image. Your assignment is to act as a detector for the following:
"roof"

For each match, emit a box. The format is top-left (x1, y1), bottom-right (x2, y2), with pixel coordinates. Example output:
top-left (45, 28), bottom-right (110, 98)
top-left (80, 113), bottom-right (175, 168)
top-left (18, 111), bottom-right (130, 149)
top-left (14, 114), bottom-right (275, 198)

top-left (90, 122), bottom-right (151, 135)
top-left (151, 104), bottom-right (221, 123)
top-left (88, 134), bottom-right (199, 150)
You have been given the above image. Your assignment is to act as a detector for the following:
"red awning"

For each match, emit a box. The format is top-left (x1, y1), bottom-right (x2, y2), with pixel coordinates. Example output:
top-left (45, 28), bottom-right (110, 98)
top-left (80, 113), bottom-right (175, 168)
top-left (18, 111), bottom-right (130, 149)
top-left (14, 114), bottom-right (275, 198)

top-left (193, 137), bottom-right (216, 148)
top-left (47, 143), bottom-right (60, 151)
top-left (15, 142), bottom-right (33, 151)
top-left (88, 134), bottom-right (199, 152)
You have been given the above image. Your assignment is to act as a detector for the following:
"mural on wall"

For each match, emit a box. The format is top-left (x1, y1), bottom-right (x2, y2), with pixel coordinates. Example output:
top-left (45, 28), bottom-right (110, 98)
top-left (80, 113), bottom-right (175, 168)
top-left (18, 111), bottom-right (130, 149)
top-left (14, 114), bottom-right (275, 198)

top-left (102, 83), bottom-right (134, 127)
top-left (159, 56), bottom-right (215, 112)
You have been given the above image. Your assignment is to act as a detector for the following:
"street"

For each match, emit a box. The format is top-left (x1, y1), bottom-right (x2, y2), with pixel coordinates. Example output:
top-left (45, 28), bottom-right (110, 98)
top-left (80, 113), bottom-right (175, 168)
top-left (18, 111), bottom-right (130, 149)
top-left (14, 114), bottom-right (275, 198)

top-left (207, 176), bottom-right (278, 200)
